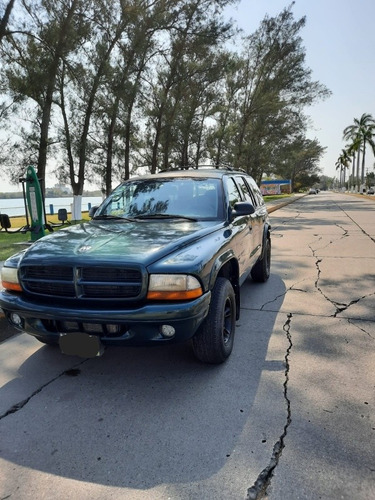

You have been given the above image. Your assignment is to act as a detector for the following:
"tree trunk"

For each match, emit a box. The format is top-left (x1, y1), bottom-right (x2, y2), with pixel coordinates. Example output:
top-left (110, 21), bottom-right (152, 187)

top-left (76, 31), bottom-right (123, 204)
top-left (105, 94), bottom-right (121, 196)
top-left (106, 124), bottom-right (114, 196)
top-left (181, 138), bottom-right (189, 167)
top-left (37, 0), bottom-right (79, 194)
top-left (356, 150), bottom-right (360, 191)
top-left (351, 154), bottom-right (355, 191)
top-left (194, 112), bottom-right (207, 167)
top-left (361, 141), bottom-right (366, 184)
top-left (0, 0), bottom-right (15, 40)
top-left (124, 92), bottom-right (138, 180)
top-left (151, 111), bottom-right (163, 174)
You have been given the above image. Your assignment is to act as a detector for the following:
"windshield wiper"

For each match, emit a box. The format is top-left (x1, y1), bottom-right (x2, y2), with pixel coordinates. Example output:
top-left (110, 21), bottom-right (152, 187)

top-left (93, 214), bottom-right (134, 222)
top-left (134, 213), bottom-right (198, 221)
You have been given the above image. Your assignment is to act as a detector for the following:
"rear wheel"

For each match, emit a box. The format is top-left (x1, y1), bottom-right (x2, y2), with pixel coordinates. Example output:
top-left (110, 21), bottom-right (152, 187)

top-left (251, 235), bottom-right (271, 282)
top-left (192, 277), bottom-right (236, 364)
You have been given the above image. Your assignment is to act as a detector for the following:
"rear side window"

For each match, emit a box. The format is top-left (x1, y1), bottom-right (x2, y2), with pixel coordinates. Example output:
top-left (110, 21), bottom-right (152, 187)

top-left (235, 176), bottom-right (257, 206)
top-left (244, 176), bottom-right (264, 207)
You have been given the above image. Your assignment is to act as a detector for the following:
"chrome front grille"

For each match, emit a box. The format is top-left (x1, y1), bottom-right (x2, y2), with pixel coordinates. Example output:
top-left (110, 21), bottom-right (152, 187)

top-left (21, 265), bottom-right (144, 300)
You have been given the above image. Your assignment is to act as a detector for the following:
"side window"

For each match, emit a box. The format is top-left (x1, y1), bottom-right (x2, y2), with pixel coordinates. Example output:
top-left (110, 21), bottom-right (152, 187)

top-left (236, 176), bottom-right (257, 206)
top-left (245, 177), bottom-right (264, 207)
top-left (226, 177), bottom-right (242, 209)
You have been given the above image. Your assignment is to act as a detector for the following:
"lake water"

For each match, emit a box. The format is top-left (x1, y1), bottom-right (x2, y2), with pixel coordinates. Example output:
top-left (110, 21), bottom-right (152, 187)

top-left (0, 196), bottom-right (104, 217)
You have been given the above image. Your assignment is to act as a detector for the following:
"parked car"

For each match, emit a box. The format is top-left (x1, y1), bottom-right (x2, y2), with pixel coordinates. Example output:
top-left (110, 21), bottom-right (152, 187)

top-left (367, 187), bottom-right (374, 195)
top-left (308, 188), bottom-right (317, 194)
top-left (0, 168), bottom-right (271, 364)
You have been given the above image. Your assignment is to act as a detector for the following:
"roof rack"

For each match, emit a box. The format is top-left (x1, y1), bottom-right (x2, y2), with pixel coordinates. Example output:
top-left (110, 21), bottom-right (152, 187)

top-left (158, 164), bottom-right (247, 174)
top-left (215, 165), bottom-right (247, 174)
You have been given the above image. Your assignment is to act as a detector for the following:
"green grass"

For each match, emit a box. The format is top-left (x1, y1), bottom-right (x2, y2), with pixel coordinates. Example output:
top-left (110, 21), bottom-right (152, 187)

top-left (263, 194), bottom-right (293, 202)
top-left (0, 231), bottom-right (32, 261)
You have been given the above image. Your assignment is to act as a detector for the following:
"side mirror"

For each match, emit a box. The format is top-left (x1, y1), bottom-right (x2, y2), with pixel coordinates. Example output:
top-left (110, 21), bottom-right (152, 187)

top-left (231, 201), bottom-right (255, 220)
top-left (89, 206), bottom-right (99, 218)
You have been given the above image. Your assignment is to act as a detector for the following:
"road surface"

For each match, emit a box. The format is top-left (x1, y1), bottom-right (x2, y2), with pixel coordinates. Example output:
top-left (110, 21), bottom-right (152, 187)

top-left (0, 191), bottom-right (374, 499)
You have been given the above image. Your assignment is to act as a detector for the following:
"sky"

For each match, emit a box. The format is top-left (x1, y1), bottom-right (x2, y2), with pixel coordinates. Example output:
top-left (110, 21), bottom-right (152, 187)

top-left (224, 0), bottom-right (375, 180)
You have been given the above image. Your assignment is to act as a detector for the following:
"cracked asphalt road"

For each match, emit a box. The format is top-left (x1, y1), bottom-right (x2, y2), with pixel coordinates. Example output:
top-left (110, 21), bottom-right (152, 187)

top-left (0, 191), bottom-right (374, 499)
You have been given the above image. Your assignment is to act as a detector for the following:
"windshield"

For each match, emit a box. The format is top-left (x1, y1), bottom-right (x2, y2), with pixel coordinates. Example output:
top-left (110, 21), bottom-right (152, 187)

top-left (95, 178), bottom-right (224, 221)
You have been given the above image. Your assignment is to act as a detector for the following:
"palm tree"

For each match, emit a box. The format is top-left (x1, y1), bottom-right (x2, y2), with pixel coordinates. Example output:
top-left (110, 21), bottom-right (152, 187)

top-left (346, 139), bottom-right (361, 191)
top-left (335, 149), bottom-right (350, 189)
top-left (343, 113), bottom-right (375, 190)
top-left (360, 124), bottom-right (375, 183)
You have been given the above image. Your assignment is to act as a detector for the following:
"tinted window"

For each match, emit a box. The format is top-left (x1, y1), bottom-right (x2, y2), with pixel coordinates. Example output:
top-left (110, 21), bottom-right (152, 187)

top-left (226, 177), bottom-right (242, 208)
top-left (245, 177), bottom-right (264, 207)
top-left (235, 176), bottom-right (257, 206)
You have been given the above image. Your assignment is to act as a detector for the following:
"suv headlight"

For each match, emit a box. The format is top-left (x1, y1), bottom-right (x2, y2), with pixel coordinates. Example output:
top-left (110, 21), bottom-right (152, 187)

top-left (147, 274), bottom-right (202, 300)
top-left (1, 251), bottom-right (25, 292)
top-left (1, 266), bottom-right (22, 292)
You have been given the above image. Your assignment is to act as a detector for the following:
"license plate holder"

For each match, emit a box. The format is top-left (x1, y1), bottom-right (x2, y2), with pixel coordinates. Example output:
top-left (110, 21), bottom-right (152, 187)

top-left (59, 332), bottom-right (104, 358)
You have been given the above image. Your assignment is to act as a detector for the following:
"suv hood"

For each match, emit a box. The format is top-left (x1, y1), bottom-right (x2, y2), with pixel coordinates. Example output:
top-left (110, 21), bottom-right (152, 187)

top-left (19, 219), bottom-right (223, 267)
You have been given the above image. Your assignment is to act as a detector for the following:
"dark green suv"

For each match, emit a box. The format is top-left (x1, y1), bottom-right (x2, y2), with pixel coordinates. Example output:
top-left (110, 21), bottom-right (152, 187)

top-left (0, 168), bottom-right (271, 364)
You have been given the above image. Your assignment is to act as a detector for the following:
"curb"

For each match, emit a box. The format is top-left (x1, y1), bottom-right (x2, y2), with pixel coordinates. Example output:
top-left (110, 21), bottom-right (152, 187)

top-left (342, 192), bottom-right (375, 202)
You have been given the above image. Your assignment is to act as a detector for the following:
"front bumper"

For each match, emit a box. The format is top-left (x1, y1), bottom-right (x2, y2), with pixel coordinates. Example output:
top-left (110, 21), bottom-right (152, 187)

top-left (0, 290), bottom-right (211, 346)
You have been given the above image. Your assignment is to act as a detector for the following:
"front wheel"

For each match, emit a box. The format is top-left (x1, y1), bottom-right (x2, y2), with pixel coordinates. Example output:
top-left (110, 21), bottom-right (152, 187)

top-left (192, 277), bottom-right (236, 364)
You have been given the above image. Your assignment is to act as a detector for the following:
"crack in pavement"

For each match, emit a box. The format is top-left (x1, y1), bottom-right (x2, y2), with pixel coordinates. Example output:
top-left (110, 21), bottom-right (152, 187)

top-left (245, 199), bottom-right (374, 499)
top-left (335, 223), bottom-right (349, 238)
top-left (269, 212), bottom-right (302, 233)
top-left (348, 318), bottom-right (375, 340)
top-left (318, 205), bottom-right (375, 324)
top-left (310, 244), bottom-right (375, 318)
top-left (259, 292), bottom-right (289, 311)
top-left (246, 206), bottom-right (372, 499)
top-left (0, 359), bottom-right (87, 421)
top-left (336, 204), bottom-right (375, 245)
top-left (312, 224), bottom-right (349, 253)
top-left (333, 293), bottom-right (375, 318)
top-left (246, 313), bottom-right (293, 500)
top-left (259, 277), bottom-right (317, 312)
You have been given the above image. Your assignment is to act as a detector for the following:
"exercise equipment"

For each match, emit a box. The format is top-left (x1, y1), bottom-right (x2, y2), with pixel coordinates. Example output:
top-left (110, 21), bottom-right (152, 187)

top-left (1, 166), bottom-right (53, 239)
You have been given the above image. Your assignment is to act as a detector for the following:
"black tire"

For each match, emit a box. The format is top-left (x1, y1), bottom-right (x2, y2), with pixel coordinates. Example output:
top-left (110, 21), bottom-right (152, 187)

top-left (251, 235), bottom-right (271, 283)
top-left (192, 277), bottom-right (236, 364)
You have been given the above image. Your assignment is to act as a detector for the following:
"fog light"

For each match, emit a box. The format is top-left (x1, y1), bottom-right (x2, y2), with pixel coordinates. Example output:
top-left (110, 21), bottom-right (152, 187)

top-left (10, 313), bottom-right (23, 328)
top-left (160, 324), bottom-right (175, 338)
top-left (83, 323), bottom-right (103, 334)
top-left (106, 324), bottom-right (120, 335)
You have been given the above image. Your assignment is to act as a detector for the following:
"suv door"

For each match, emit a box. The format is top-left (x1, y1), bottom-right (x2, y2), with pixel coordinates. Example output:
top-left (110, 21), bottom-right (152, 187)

top-left (234, 175), bottom-right (264, 265)
top-left (225, 176), bottom-right (255, 280)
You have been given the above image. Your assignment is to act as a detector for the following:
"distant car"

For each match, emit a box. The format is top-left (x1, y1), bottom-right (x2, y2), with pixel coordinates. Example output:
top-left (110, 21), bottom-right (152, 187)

top-left (367, 187), bottom-right (374, 195)
top-left (0, 167), bottom-right (271, 364)
top-left (308, 188), bottom-right (317, 194)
